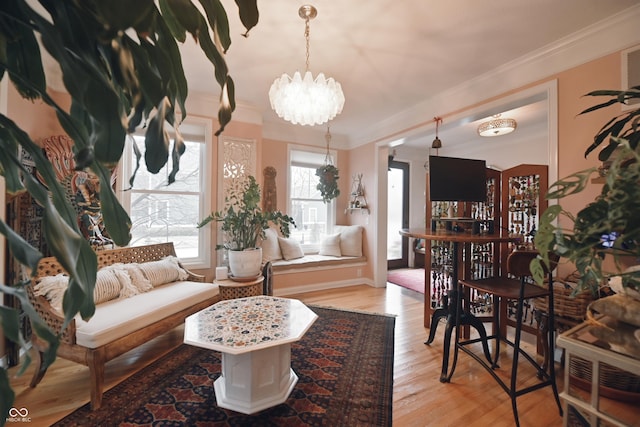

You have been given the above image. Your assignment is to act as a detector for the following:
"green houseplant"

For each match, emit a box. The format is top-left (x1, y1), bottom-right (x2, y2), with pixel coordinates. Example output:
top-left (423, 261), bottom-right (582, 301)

top-left (0, 1), bottom-right (259, 421)
top-left (316, 164), bottom-right (340, 203)
top-left (198, 176), bottom-right (295, 276)
top-left (533, 87), bottom-right (640, 298)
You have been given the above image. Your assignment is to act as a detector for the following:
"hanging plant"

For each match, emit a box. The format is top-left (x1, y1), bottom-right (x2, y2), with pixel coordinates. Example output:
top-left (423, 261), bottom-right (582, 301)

top-left (316, 164), bottom-right (340, 203)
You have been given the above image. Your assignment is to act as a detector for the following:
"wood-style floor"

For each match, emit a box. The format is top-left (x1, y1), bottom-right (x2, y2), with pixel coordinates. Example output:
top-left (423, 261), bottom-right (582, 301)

top-left (8, 283), bottom-right (568, 427)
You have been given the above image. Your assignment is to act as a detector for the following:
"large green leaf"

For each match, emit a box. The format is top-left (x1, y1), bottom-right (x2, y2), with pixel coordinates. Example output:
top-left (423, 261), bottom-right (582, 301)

top-left (1, 0), bottom-right (46, 100)
top-left (0, 368), bottom-right (15, 426)
top-left (199, 0), bottom-right (231, 52)
top-left (234, 0), bottom-right (259, 35)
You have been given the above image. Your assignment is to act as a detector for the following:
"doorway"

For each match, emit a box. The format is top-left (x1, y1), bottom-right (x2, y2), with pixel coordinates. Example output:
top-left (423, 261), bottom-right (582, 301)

top-left (387, 160), bottom-right (410, 269)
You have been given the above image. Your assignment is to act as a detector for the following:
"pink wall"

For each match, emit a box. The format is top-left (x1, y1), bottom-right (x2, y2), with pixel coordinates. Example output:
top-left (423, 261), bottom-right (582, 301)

top-left (344, 144), bottom-right (374, 278)
top-left (7, 85), bottom-right (69, 143)
top-left (4, 48), bottom-right (629, 285)
top-left (553, 53), bottom-right (621, 276)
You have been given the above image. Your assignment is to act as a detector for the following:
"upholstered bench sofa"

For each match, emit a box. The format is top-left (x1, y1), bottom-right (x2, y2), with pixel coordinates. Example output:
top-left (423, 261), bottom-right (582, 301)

top-left (260, 225), bottom-right (367, 293)
top-left (27, 242), bottom-right (220, 410)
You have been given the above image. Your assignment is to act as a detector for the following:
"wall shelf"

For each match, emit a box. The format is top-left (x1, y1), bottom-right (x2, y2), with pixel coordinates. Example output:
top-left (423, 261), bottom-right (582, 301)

top-left (346, 174), bottom-right (369, 214)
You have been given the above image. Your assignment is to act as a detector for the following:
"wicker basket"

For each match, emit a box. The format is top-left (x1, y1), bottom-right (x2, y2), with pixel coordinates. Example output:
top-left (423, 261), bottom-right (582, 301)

top-left (534, 278), bottom-right (594, 322)
top-left (569, 355), bottom-right (640, 402)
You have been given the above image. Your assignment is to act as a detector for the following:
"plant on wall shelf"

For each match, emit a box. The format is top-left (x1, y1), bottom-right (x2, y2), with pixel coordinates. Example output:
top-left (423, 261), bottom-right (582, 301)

top-left (316, 164), bottom-right (341, 203)
top-left (532, 87), bottom-right (640, 297)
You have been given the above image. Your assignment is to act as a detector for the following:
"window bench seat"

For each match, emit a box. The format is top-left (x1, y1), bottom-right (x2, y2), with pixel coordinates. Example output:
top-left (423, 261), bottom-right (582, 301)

top-left (272, 254), bottom-right (367, 272)
top-left (263, 225), bottom-right (368, 295)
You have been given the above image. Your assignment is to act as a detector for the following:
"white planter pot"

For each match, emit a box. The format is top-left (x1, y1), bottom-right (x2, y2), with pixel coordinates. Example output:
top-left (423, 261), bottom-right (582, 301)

top-left (228, 248), bottom-right (262, 278)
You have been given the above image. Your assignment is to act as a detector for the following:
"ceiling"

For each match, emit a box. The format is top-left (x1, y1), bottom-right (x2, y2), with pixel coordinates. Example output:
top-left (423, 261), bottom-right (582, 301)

top-left (179, 0), bottom-right (639, 148)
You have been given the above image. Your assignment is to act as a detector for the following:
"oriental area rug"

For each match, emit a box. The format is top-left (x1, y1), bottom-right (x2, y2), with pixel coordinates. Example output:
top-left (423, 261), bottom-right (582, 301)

top-left (54, 306), bottom-right (395, 427)
top-left (387, 268), bottom-right (425, 294)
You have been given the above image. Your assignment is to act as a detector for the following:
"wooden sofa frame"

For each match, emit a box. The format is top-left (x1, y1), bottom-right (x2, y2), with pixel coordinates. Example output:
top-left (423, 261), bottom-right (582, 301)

top-left (26, 242), bottom-right (220, 410)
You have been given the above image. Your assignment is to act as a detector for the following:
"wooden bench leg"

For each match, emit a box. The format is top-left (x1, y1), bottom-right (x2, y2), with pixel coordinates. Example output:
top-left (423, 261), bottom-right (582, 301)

top-left (88, 349), bottom-right (106, 410)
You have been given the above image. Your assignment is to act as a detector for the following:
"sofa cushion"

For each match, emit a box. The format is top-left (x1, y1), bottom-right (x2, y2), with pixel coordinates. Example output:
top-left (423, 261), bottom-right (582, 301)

top-left (278, 237), bottom-right (304, 260)
top-left (261, 227), bottom-right (283, 262)
top-left (74, 280), bottom-right (219, 348)
top-left (319, 233), bottom-right (342, 257)
top-left (136, 256), bottom-right (189, 287)
top-left (334, 225), bottom-right (364, 257)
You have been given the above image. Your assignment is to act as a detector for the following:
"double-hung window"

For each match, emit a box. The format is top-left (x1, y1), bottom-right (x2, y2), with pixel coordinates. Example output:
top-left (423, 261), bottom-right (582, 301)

top-left (118, 119), bottom-right (211, 268)
top-left (288, 147), bottom-right (336, 253)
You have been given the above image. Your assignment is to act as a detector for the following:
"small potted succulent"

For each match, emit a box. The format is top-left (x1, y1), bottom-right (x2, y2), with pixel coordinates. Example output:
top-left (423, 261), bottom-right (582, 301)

top-left (198, 176), bottom-right (295, 278)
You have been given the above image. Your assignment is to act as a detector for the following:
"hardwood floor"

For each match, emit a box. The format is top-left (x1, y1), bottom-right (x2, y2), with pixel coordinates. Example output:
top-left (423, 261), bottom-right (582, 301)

top-left (8, 283), bottom-right (568, 426)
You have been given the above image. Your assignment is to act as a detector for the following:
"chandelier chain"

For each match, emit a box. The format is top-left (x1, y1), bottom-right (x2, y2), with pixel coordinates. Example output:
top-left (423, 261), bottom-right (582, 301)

top-left (304, 18), bottom-right (311, 72)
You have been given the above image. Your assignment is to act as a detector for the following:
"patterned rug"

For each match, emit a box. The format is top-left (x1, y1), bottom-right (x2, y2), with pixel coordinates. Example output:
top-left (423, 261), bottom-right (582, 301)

top-left (387, 268), bottom-right (425, 294)
top-left (54, 306), bottom-right (395, 426)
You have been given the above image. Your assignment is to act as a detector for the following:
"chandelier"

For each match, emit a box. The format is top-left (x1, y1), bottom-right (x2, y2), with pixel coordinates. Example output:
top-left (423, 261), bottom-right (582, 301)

top-left (268, 5), bottom-right (345, 126)
top-left (477, 114), bottom-right (517, 137)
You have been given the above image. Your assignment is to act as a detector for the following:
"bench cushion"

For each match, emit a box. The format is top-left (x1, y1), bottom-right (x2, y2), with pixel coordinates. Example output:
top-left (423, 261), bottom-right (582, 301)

top-left (74, 281), bottom-right (219, 348)
top-left (272, 254), bottom-right (366, 271)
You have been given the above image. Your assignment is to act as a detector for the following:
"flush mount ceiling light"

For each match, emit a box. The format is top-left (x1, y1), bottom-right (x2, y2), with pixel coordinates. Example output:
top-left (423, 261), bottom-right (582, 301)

top-left (477, 114), bottom-right (517, 137)
top-left (268, 4), bottom-right (345, 126)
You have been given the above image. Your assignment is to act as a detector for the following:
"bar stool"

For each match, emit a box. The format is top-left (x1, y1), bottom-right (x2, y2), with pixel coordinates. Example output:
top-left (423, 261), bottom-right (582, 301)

top-left (448, 250), bottom-right (562, 427)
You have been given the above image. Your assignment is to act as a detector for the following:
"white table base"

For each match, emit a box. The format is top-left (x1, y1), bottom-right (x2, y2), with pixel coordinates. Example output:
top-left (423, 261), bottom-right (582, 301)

top-left (214, 343), bottom-right (297, 414)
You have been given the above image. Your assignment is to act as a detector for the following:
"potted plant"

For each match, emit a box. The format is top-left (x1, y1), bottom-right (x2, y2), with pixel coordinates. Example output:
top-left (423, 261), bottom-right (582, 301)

top-left (198, 176), bottom-right (295, 278)
top-left (316, 164), bottom-right (341, 202)
top-left (532, 86), bottom-right (640, 326)
top-left (0, 1), bottom-right (260, 418)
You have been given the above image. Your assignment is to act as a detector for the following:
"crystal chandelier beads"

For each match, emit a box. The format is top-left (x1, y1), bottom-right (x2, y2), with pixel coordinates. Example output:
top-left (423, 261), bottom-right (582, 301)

top-left (268, 5), bottom-right (345, 126)
top-left (269, 71), bottom-right (344, 126)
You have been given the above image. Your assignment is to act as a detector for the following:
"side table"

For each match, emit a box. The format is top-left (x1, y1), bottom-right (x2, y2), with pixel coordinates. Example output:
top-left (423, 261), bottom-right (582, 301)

top-left (556, 316), bottom-right (640, 427)
top-left (216, 276), bottom-right (264, 300)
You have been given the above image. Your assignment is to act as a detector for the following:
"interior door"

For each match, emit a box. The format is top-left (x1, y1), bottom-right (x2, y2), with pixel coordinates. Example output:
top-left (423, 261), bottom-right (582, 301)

top-left (387, 160), bottom-right (410, 269)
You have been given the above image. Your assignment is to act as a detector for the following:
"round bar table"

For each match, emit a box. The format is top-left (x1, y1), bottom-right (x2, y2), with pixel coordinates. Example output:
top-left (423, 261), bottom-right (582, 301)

top-left (399, 228), bottom-right (520, 381)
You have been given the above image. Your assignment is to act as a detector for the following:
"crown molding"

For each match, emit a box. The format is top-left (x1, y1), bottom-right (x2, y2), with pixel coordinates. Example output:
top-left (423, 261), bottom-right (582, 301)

top-left (348, 4), bottom-right (640, 149)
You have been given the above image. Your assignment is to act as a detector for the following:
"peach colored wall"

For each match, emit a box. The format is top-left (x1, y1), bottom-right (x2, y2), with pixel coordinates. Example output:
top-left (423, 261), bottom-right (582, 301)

top-left (345, 143), bottom-right (375, 279)
top-left (553, 52), bottom-right (622, 276)
top-left (7, 85), bottom-right (69, 143)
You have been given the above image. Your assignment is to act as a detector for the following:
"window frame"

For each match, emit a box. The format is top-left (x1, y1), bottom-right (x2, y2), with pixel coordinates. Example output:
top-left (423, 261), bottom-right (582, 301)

top-left (287, 145), bottom-right (337, 253)
top-left (117, 117), bottom-right (212, 269)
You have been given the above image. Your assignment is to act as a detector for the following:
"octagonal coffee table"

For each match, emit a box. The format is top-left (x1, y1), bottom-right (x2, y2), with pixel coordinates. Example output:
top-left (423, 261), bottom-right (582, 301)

top-left (184, 295), bottom-right (318, 414)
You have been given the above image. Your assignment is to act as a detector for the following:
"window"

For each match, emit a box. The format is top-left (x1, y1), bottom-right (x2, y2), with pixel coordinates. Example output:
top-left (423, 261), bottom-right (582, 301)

top-left (118, 119), bottom-right (211, 268)
top-left (289, 148), bottom-right (336, 252)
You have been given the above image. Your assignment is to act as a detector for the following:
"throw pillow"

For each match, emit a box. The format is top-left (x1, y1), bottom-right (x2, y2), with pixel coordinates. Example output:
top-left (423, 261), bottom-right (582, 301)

top-left (121, 263), bottom-right (154, 292)
top-left (33, 274), bottom-right (69, 312)
top-left (137, 256), bottom-right (189, 287)
top-left (94, 267), bottom-right (126, 304)
top-left (107, 264), bottom-right (140, 299)
top-left (278, 237), bottom-right (304, 260)
top-left (319, 233), bottom-right (342, 257)
top-left (337, 225), bottom-right (363, 257)
top-left (261, 227), bottom-right (283, 262)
